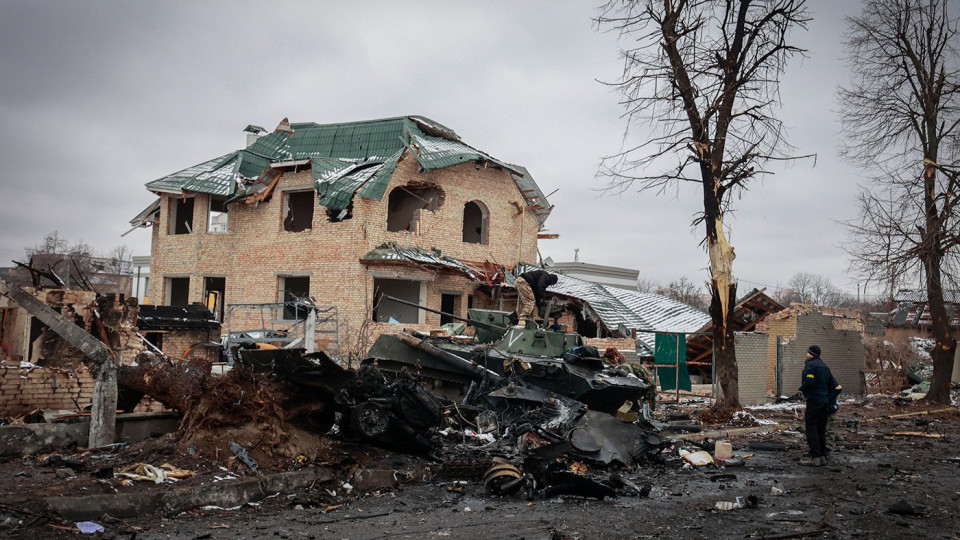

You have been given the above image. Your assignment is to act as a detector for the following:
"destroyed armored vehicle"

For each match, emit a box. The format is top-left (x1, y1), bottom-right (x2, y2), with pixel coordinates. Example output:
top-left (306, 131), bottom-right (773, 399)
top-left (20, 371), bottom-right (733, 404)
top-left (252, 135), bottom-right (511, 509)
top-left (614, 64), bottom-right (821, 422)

top-left (364, 296), bottom-right (656, 415)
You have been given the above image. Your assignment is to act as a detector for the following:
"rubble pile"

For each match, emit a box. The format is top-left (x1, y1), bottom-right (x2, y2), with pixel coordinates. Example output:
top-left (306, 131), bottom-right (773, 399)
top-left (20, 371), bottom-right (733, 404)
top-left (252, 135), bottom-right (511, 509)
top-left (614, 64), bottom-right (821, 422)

top-left (232, 335), bottom-right (670, 500)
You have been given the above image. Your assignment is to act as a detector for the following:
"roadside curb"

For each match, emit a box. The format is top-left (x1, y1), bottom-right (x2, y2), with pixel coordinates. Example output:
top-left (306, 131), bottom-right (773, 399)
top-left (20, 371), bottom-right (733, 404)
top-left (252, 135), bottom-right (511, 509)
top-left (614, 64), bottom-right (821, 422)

top-left (44, 468), bottom-right (335, 521)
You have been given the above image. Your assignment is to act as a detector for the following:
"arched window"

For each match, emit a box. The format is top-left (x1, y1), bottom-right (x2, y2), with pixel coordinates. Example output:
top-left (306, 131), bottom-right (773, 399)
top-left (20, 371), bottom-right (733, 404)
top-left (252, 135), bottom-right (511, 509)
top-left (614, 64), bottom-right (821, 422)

top-left (462, 200), bottom-right (488, 244)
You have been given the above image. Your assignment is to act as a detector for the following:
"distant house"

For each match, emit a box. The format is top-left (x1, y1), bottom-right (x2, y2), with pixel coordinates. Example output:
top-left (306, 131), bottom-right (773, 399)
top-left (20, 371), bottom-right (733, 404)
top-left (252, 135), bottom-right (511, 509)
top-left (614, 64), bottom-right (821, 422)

top-left (129, 116), bottom-right (552, 353)
top-left (886, 289), bottom-right (960, 342)
top-left (887, 289), bottom-right (960, 384)
top-left (543, 258), bottom-right (640, 291)
top-left (4, 253), bottom-right (131, 297)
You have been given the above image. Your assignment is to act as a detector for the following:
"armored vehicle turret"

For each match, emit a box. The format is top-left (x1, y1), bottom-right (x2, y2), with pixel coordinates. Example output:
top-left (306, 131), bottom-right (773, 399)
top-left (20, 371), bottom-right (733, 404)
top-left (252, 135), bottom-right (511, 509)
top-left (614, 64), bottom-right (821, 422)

top-left (363, 296), bottom-right (655, 414)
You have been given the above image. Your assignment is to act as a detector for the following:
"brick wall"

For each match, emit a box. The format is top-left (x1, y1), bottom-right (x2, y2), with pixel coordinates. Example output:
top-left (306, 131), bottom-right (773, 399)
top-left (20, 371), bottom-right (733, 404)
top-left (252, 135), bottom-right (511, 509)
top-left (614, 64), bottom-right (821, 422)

top-left (147, 157), bottom-right (543, 352)
top-left (0, 363), bottom-right (166, 417)
top-left (735, 332), bottom-right (770, 405)
top-left (157, 329), bottom-right (220, 361)
top-left (757, 315), bottom-right (797, 395)
top-left (0, 363), bottom-right (92, 416)
top-left (778, 312), bottom-right (866, 395)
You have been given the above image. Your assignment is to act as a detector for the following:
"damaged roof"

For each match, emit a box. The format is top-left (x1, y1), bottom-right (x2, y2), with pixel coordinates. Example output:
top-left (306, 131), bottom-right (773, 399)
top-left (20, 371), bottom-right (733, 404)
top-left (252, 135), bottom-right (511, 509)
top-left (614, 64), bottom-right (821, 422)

top-left (141, 115), bottom-right (552, 225)
top-left (360, 243), bottom-right (479, 280)
top-left (508, 264), bottom-right (711, 355)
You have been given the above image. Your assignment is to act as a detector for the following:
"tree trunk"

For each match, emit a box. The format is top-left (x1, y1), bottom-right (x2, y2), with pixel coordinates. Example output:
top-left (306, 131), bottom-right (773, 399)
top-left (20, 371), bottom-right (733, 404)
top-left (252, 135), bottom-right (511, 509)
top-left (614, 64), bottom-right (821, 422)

top-left (706, 213), bottom-right (741, 409)
top-left (116, 356), bottom-right (212, 412)
top-left (711, 280), bottom-right (740, 409)
top-left (923, 257), bottom-right (957, 404)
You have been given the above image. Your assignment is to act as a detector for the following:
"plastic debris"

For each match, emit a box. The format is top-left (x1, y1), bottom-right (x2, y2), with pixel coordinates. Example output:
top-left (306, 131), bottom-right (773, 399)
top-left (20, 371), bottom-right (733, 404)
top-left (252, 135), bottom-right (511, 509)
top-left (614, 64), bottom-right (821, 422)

top-left (679, 449), bottom-right (715, 467)
top-left (76, 521), bottom-right (105, 534)
top-left (116, 463), bottom-right (194, 483)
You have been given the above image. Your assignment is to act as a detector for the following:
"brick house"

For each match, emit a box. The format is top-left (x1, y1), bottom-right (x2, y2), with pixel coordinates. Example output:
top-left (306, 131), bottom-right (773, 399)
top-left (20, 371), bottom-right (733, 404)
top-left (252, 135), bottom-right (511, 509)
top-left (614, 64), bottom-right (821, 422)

top-left (130, 116), bottom-right (551, 355)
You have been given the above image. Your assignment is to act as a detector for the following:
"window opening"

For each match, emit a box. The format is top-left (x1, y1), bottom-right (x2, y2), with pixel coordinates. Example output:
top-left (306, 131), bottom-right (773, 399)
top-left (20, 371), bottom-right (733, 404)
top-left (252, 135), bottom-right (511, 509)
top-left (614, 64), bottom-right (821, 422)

top-left (208, 198), bottom-right (229, 233)
top-left (462, 200), bottom-right (488, 244)
top-left (326, 201), bottom-right (353, 222)
top-left (373, 278), bottom-right (422, 323)
top-left (167, 277), bottom-right (190, 306)
top-left (283, 191), bottom-right (315, 232)
top-left (386, 185), bottom-right (443, 232)
top-left (169, 197), bottom-right (195, 235)
top-left (144, 332), bottom-right (163, 352)
top-left (440, 294), bottom-right (459, 325)
top-left (280, 276), bottom-right (311, 319)
top-left (204, 277), bottom-right (226, 321)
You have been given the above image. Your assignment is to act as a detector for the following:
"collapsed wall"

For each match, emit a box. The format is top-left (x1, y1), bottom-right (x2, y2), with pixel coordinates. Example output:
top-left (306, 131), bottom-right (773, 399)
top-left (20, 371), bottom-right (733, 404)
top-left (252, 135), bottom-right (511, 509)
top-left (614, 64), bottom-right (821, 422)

top-left (0, 288), bottom-right (158, 418)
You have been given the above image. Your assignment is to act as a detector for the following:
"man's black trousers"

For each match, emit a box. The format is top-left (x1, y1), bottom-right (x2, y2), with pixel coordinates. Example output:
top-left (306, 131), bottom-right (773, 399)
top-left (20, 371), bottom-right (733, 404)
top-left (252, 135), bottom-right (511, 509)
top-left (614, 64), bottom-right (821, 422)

top-left (804, 402), bottom-right (829, 457)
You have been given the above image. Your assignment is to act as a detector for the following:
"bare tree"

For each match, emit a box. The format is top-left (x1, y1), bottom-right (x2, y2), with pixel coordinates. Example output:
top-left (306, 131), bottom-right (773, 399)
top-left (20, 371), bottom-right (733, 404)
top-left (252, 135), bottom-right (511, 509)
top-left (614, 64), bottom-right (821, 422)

top-left (103, 244), bottom-right (134, 275)
top-left (636, 277), bottom-right (660, 293)
top-left (775, 272), bottom-right (857, 307)
top-left (596, 0), bottom-right (809, 408)
top-left (20, 232), bottom-right (100, 290)
top-left (27, 231), bottom-right (69, 257)
top-left (840, 0), bottom-right (960, 404)
top-left (656, 276), bottom-right (710, 311)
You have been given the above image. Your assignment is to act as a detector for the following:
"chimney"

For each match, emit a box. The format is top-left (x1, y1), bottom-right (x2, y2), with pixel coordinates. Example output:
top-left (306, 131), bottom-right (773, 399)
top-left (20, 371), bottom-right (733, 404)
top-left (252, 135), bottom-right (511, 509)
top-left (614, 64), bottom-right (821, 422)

top-left (243, 124), bottom-right (267, 147)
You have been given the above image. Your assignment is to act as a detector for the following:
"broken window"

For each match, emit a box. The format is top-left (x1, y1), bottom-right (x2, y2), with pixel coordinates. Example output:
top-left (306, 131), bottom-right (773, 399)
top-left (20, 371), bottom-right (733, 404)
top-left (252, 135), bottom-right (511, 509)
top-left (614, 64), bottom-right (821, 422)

top-left (208, 198), bottom-right (229, 233)
top-left (386, 184), bottom-right (443, 232)
top-left (204, 276), bottom-right (226, 322)
top-left (326, 201), bottom-right (353, 222)
top-left (169, 197), bottom-right (195, 235)
top-left (373, 278), bottom-right (423, 323)
top-left (279, 275), bottom-right (310, 319)
top-left (143, 332), bottom-right (163, 352)
top-left (283, 191), bottom-right (315, 232)
top-left (440, 293), bottom-right (460, 325)
top-left (166, 277), bottom-right (190, 306)
top-left (462, 200), bottom-right (488, 244)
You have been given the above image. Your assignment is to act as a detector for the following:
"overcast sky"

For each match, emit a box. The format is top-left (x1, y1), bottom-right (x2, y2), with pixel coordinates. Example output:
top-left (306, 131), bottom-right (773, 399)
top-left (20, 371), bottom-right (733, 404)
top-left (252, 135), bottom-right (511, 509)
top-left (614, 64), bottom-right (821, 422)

top-left (0, 0), bottom-right (878, 298)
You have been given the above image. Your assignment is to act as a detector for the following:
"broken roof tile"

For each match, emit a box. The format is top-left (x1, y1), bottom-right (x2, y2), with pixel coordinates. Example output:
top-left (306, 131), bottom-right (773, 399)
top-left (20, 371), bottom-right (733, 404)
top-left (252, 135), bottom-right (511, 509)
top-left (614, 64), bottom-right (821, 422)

top-left (361, 243), bottom-right (479, 280)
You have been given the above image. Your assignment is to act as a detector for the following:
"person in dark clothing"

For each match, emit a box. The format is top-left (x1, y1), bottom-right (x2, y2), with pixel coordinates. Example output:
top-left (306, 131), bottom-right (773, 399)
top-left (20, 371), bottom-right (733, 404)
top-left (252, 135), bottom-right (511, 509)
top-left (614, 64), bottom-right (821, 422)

top-left (516, 269), bottom-right (558, 326)
top-left (799, 345), bottom-right (839, 466)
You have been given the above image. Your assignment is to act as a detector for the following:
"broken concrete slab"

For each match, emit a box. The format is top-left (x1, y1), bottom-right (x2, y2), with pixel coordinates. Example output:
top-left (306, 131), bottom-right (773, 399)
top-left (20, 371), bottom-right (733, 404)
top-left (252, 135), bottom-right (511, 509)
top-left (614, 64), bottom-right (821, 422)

top-left (0, 422), bottom-right (89, 456)
top-left (0, 412), bottom-right (181, 456)
top-left (351, 466), bottom-right (433, 491)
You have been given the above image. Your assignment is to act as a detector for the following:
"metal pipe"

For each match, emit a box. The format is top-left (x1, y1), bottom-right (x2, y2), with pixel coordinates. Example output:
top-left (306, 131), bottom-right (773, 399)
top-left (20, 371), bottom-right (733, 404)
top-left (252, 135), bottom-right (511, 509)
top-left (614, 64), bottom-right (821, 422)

top-left (382, 294), bottom-right (508, 333)
top-left (397, 331), bottom-right (502, 383)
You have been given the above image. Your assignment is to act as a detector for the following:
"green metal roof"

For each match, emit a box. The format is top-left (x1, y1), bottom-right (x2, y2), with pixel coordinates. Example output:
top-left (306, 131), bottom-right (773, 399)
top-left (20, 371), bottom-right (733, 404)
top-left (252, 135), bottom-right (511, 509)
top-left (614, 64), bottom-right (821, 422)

top-left (360, 243), bottom-right (479, 280)
top-left (142, 116), bottom-right (552, 222)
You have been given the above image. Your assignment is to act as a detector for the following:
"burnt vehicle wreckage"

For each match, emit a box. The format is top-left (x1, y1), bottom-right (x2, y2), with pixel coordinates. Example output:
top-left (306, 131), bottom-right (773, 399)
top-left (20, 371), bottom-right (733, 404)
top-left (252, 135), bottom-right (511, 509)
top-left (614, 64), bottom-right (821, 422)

top-left (237, 296), bottom-right (670, 499)
top-left (0, 277), bottom-right (673, 501)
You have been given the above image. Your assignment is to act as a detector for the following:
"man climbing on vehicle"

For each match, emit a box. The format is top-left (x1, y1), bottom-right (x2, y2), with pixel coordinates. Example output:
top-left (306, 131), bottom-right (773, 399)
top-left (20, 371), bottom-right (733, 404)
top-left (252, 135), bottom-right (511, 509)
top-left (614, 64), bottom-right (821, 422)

top-left (515, 269), bottom-right (558, 327)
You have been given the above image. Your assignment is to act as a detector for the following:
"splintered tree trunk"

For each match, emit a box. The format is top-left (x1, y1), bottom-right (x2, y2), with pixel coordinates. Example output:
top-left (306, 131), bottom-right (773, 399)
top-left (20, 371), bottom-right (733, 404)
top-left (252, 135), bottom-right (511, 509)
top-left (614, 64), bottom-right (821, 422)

top-left (707, 214), bottom-right (741, 409)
